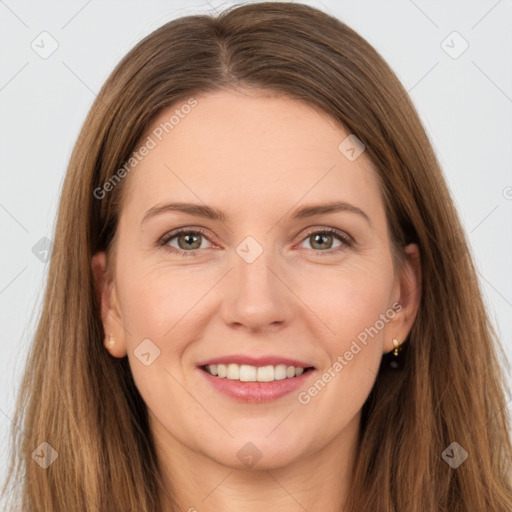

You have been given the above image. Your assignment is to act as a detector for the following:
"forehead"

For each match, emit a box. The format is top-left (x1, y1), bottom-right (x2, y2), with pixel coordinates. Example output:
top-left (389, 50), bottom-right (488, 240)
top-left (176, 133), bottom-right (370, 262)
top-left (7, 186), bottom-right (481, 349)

top-left (121, 89), bottom-right (383, 224)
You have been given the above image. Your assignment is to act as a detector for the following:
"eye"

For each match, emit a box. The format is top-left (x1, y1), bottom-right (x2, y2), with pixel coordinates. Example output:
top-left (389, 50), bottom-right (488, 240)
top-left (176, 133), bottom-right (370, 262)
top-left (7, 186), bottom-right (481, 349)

top-left (158, 228), bottom-right (213, 257)
top-left (158, 226), bottom-right (353, 257)
top-left (298, 228), bottom-right (352, 253)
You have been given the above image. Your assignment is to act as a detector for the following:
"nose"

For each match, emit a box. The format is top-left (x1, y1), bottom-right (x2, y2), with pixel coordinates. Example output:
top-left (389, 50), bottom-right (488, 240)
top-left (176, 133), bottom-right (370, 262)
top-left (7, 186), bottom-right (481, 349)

top-left (220, 241), bottom-right (295, 332)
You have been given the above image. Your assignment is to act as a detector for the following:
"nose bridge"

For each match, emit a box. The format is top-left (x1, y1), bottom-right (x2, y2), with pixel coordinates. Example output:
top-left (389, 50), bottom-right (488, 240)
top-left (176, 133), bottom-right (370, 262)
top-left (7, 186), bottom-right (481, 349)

top-left (223, 234), bottom-right (292, 328)
top-left (235, 233), bottom-right (280, 297)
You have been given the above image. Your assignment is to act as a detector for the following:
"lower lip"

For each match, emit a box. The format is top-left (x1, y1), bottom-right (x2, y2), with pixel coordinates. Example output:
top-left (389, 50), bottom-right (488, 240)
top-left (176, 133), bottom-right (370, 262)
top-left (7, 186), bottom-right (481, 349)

top-left (198, 367), bottom-right (315, 402)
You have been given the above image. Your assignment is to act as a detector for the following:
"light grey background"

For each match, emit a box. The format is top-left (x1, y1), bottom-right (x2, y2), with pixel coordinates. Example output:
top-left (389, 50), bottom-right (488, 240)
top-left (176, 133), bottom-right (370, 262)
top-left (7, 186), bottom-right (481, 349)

top-left (1, 0), bottom-right (511, 494)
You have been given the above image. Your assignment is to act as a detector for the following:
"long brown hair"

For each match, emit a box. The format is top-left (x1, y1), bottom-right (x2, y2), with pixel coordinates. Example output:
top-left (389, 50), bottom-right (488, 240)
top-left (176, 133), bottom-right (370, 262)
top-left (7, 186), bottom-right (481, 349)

top-left (3, 2), bottom-right (512, 510)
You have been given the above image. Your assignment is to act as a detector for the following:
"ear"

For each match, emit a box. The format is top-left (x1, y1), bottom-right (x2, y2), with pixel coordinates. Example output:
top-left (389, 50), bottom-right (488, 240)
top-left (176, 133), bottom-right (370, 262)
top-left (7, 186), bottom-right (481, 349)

top-left (91, 251), bottom-right (127, 357)
top-left (383, 243), bottom-right (421, 353)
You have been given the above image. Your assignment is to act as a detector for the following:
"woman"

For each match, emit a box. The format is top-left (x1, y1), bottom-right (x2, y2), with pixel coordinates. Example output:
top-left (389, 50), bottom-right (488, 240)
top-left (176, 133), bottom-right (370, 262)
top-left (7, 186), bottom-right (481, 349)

top-left (3, 2), bottom-right (512, 511)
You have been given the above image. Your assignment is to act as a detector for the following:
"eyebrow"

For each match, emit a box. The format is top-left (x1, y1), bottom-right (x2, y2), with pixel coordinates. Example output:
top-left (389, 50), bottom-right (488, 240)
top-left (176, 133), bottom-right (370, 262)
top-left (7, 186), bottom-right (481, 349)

top-left (141, 200), bottom-right (371, 226)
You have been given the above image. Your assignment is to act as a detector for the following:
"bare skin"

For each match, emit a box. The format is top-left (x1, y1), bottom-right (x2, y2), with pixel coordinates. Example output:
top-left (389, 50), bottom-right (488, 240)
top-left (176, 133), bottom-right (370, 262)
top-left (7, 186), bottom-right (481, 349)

top-left (92, 88), bottom-right (421, 511)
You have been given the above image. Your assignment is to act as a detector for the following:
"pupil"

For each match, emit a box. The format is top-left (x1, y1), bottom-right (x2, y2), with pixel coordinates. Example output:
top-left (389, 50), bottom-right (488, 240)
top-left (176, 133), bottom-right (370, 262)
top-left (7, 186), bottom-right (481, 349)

top-left (180, 233), bottom-right (199, 250)
top-left (313, 233), bottom-right (331, 249)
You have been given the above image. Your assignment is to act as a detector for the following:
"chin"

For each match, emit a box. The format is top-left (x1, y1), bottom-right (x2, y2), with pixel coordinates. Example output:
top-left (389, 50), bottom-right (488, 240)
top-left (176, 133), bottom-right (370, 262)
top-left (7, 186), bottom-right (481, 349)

top-left (200, 435), bottom-right (308, 471)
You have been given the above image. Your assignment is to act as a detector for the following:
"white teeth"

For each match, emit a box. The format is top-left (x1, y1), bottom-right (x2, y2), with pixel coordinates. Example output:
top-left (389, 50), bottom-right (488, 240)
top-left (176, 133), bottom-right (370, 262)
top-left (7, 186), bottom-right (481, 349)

top-left (257, 365), bottom-right (274, 382)
top-left (274, 364), bottom-right (287, 380)
top-left (239, 365), bottom-right (257, 382)
top-left (217, 364), bottom-right (227, 378)
top-left (226, 363), bottom-right (239, 379)
top-left (204, 363), bottom-right (308, 382)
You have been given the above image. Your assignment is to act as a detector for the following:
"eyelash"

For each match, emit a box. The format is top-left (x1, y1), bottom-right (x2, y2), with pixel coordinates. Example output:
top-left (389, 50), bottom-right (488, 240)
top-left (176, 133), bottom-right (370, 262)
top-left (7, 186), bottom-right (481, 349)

top-left (157, 227), bottom-right (353, 258)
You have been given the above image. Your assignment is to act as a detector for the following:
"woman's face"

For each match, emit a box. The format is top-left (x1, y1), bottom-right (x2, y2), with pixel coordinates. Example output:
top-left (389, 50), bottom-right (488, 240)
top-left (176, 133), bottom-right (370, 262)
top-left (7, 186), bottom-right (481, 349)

top-left (93, 89), bottom-right (420, 471)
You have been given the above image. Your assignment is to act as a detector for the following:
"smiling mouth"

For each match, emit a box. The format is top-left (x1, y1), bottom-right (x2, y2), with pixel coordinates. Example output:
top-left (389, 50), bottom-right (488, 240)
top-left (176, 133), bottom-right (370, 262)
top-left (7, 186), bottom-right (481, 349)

top-left (201, 363), bottom-right (315, 382)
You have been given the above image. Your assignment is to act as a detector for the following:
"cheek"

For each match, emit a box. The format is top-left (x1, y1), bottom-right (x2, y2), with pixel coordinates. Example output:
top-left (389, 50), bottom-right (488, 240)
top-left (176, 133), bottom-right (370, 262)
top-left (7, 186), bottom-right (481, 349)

top-left (303, 256), bottom-right (395, 347)
top-left (305, 262), bottom-right (394, 407)
top-left (115, 264), bottom-right (220, 404)
top-left (295, 273), bottom-right (393, 435)
top-left (117, 263), bottom-right (212, 340)
top-left (116, 269), bottom-right (200, 416)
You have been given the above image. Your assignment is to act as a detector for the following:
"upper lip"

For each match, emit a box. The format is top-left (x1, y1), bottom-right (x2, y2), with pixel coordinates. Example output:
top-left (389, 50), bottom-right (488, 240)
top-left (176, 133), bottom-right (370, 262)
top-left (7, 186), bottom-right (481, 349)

top-left (197, 355), bottom-right (315, 369)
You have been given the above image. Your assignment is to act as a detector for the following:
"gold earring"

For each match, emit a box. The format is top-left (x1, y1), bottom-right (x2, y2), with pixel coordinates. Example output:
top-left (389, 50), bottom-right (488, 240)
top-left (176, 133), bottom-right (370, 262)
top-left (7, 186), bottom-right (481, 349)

top-left (389, 338), bottom-right (403, 369)
top-left (105, 333), bottom-right (115, 349)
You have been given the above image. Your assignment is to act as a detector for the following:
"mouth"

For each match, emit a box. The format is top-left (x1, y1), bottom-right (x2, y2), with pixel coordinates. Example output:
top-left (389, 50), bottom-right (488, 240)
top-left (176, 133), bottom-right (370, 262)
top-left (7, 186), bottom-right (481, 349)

top-left (201, 363), bottom-right (315, 382)
top-left (197, 358), bottom-right (316, 402)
